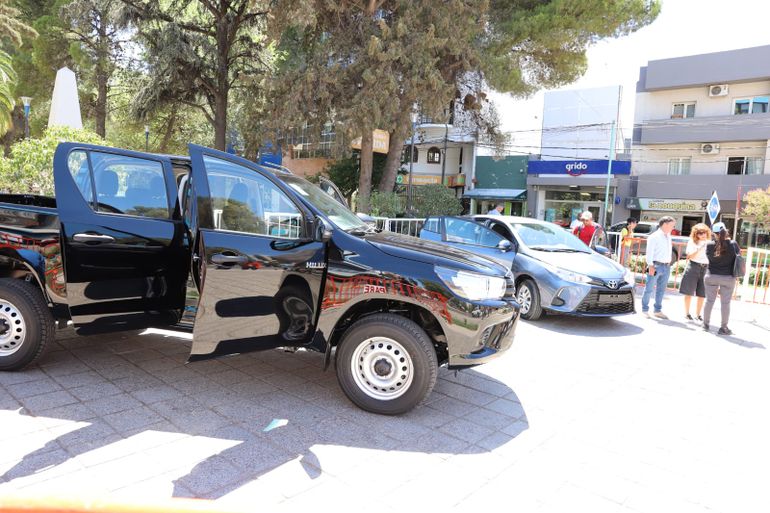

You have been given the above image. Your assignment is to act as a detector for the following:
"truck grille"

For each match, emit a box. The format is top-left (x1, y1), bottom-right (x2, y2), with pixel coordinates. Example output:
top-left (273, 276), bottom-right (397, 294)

top-left (575, 290), bottom-right (634, 315)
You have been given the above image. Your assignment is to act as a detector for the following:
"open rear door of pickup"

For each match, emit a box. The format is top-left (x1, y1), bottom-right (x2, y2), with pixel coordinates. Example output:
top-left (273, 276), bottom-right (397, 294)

top-left (186, 144), bottom-right (327, 360)
top-left (53, 143), bottom-right (189, 334)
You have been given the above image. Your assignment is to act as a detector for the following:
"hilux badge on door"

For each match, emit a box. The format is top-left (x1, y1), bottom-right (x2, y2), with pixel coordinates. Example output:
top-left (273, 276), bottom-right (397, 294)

top-left (306, 261), bottom-right (326, 269)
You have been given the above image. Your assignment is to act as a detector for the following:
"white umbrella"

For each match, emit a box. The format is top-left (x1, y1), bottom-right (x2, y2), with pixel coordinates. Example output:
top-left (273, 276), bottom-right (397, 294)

top-left (48, 67), bottom-right (83, 130)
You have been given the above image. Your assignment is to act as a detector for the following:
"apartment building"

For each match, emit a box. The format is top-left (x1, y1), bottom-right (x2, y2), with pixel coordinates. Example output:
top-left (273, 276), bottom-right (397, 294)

top-left (631, 45), bottom-right (770, 245)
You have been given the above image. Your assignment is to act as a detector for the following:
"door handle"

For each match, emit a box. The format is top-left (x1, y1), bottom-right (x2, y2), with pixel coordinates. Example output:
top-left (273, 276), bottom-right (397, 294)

top-left (211, 253), bottom-right (247, 265)
top-left (73, 233), bottom-right (116, 243)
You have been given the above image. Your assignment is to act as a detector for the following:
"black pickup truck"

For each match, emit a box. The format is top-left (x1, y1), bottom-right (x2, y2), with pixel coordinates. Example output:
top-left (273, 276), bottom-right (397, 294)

top-left (0, 143), bottom-right (519, 414)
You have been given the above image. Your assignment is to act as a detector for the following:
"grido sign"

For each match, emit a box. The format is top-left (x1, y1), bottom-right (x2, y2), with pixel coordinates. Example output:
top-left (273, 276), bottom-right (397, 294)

top-left (527, 159), bottom-right (632, 176)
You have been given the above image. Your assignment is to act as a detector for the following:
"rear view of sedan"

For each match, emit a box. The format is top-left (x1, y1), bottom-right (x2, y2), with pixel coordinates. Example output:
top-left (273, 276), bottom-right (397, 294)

top-left (421, 215), bottom-right (636, 320)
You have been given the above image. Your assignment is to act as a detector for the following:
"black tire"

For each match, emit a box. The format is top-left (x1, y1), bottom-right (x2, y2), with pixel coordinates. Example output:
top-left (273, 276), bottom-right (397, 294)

top-left (0, 279), bottom-right (55, 371)
top-left (516, 278), bottom-right (543, 321)
top-left (335, 313), bottom-right (438, 415)
top-left (274, 283), bottom-right (314, 342)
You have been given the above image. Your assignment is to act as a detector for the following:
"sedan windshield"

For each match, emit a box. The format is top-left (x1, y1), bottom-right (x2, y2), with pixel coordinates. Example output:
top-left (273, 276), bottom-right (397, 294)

top-left (281, 174), bottom-right (369, 232)
top-left (509, 222), bottom-right (591, 253)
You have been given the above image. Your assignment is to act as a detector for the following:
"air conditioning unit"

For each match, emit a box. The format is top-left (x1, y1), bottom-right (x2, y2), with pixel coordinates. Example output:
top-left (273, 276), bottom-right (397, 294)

top-left (708, 84), bottom-right (729, 97)
top-left (701, 143), bottom-right (720, 154)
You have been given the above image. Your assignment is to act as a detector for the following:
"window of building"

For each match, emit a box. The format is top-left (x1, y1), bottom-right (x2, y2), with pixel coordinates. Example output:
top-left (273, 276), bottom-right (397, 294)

top-left (427, 147), bottom-right (441, 164)
top-left (402, 145), bottom-right (418, 163)
top-left (667, 157), bottom-right (691, 175)
top-left (284, 122), bottom-right (336, 159)
top-left (727, 156), bottom-right (765, 175)
top-left (671, 102), bottom-right (695, 119)
top-left (733, 96), bottom-right (770, 115)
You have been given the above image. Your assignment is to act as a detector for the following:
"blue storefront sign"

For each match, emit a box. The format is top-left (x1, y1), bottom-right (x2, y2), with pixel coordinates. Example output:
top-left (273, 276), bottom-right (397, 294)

top-left (527, 159), bottom-right (631, 176)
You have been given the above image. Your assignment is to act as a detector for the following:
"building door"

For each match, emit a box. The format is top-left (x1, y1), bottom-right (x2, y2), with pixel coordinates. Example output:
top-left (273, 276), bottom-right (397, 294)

top-left (682, 215), bottom-right (703, 236)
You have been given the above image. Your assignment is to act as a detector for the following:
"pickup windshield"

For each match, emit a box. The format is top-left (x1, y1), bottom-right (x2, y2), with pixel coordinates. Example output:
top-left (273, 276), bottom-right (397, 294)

top-left (281, 175), bottom-right (368, 232)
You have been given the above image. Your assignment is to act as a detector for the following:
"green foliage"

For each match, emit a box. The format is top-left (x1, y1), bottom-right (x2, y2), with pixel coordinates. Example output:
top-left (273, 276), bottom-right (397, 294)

top-left (370, 191), bottom-right (402, 218)
top-left (0, 125), bottom-right (103, 195)
top-left (0, 3), bottom-right (38, 46)
top-left (0, 49), bottom-right (17, 134)
top-left (323, 153), bottom-right (386, 199)
top-left (742, 186), bottom-right (770, 226)
top-left (411, 185), bottom-right (462, 218)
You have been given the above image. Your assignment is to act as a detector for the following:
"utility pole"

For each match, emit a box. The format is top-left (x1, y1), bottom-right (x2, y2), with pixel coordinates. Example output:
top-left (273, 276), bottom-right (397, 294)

top-left (602, 120), bottom-right (617, 229)
top-left (406, 110), bottom-right (418, 214)
top-left (440, 120), bottom-right (448, 186)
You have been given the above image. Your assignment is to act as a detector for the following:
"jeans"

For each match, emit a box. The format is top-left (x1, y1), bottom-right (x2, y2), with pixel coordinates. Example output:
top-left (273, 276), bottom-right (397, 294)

top-left (641, 263), bottom-right (670, 313)
top-left (703, 273), bottom-right (737, 328)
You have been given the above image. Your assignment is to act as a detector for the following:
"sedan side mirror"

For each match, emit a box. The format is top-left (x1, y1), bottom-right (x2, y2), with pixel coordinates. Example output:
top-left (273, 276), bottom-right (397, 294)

top-left (497, 240), bottom-right (512, 252)
top-left (594, 245), bottom-right (610, 257)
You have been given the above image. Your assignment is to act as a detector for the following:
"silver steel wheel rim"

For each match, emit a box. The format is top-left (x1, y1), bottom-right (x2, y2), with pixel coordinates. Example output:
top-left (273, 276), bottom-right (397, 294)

top-left (0, 298), bottom-right (26, 357)
top-left (517, 286), bottom-right (532, 314)
top-left (350, 337), bottom-right (414, 401)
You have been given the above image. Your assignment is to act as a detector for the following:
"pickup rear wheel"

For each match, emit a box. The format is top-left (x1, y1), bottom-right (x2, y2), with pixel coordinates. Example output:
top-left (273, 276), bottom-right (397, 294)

top-left (517, 279), bottom-right (543, 320)
top-left (0, 279), bottom-right (55, 371)
top-left (335, 313), bottom-right (438, 415)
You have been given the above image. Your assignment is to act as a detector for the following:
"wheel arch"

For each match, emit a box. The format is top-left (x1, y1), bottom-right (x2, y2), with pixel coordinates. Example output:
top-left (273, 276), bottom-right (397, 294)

top-left (0, 251), bottom-right (50, 304)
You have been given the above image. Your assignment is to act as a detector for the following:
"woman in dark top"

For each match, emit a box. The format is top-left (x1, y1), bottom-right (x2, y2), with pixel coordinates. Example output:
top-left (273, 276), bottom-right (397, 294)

top-left (703, 222), bottom-right (739, 335)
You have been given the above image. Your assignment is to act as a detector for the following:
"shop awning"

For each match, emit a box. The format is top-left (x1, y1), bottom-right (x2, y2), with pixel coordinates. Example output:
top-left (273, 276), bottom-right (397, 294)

top-left (464, 188), bottom-right (527, 200)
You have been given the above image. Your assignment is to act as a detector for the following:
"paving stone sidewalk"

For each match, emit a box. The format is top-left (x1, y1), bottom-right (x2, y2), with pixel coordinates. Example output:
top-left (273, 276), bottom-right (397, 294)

top-left (1, 293), bottom-right (768, 512)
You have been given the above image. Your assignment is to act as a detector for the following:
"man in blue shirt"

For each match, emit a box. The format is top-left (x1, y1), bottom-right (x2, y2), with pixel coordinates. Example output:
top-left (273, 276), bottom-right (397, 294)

top-left (641, 216), bottom-right (676, 319)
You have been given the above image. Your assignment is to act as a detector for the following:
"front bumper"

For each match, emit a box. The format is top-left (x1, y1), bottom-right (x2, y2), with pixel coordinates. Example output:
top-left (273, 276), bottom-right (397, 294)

top-left (446, 298), bottom-right (519, 368)
top-left (546, 283), bottom-right (635, 317)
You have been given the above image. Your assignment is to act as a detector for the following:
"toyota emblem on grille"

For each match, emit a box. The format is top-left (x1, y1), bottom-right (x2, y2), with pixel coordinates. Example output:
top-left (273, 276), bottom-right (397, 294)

top-left (606, 280), bottom-right (619, 289)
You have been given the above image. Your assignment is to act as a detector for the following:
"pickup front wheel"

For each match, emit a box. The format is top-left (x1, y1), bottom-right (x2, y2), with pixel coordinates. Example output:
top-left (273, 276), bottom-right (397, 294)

top-left (0, 279), bottom-right (55, 371)
top-left (335, 313), bottom-right (438, 415)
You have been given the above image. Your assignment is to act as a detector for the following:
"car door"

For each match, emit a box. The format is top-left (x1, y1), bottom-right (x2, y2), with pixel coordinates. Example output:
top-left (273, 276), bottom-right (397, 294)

top-left (187, 144), bottom-right (327, 360)
top-left (440, 217), bottom-right (515, 268)
top-left (53, 143), bottom-right (188, 333)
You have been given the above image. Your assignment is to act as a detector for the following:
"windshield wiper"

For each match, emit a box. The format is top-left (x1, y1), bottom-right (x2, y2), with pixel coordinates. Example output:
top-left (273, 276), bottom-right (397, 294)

top-left (346, 226), bottom-right (377, 236)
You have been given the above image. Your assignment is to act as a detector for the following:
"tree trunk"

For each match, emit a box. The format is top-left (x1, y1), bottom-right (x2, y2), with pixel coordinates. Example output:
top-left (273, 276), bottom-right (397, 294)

top-left (357, 128), bottom-right (374, 213)
top-left (379, 122), bottom-right (408, 192)
top-left (159, 108), bottom-right (177, 153)
top-left (95, 22), bottom-right (109, 138)
top-left (214, 16), bottom-right (229, 151)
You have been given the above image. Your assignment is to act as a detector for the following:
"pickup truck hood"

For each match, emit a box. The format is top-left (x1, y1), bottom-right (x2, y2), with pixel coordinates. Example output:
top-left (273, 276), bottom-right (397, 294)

top-left (366, 232), bottom-right (508, 276)
top-left (528, 249), bottom-right (625, 280)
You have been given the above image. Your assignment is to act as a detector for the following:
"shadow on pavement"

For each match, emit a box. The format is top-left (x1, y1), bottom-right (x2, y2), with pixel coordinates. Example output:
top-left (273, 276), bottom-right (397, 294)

top-left (0, 330), bottom-right (528, 499)
top-left (527, 315), bottom-right (644, 337)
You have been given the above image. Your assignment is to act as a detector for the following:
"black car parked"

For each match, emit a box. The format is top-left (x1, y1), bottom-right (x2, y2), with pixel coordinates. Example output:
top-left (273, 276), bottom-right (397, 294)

top-left (0, 143), bottom-right (519, 414)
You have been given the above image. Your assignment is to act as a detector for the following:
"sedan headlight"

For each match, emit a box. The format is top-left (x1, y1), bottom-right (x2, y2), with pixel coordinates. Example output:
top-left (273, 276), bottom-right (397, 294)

top-left (624, 268), bottom-right (635, 285)
top-left (435, 266), bottom-right (506, 301)
top-left (552, 267), bottom-right (593, 284)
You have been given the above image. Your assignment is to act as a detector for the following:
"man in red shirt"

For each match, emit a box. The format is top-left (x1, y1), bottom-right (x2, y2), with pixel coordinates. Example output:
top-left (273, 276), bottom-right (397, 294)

top-left (573, 211), bottom-right (601, 246)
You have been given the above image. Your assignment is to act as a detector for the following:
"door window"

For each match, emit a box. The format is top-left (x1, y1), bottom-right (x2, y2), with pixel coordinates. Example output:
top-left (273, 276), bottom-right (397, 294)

top-left (203, 155), bottom-right (303, 239)
top-left (445, 218), bottom-right (505, 247)
top-left (68, 150), bottom-right (170, 218)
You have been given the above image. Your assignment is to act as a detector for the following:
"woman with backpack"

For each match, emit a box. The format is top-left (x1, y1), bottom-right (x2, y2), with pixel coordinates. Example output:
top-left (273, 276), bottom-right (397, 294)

top-left (703, 222), bottom-right (740, 335)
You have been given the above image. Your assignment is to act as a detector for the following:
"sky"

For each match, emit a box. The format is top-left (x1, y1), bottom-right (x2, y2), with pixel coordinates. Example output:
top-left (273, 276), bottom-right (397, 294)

top-left (491, 0), bottom-right (770, 153)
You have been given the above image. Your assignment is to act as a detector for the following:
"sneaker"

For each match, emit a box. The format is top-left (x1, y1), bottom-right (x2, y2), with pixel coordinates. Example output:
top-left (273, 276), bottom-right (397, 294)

top-left (685, 314), bottom-right (694, 321)
top-left (718, 327), bottom-right (733, 336)
top-left (703, 323), bottom-right (709, 331)
top-left (697, 316), bottom-right (703, 321)
top-left (641, 310), bottom-right (650, 317)
top-left (653, 312), bottom-right (668, 320)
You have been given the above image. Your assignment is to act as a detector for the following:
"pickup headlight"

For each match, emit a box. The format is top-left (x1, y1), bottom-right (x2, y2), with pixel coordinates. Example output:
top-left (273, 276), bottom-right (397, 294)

top-left (552, 267), bottom-right (592, 284)
top-left (435, 266), bottom-right (506, 301)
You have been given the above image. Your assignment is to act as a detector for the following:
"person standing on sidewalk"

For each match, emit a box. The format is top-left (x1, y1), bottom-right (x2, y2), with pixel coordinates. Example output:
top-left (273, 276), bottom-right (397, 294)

top-left (703, 222), bottom-right (739, 335)
top-left (641, 216), bottom-right (676, 319)
top-left (619, 217), bottom-right (638, 266)
top-left (679, 223), bottom-right (711, 321)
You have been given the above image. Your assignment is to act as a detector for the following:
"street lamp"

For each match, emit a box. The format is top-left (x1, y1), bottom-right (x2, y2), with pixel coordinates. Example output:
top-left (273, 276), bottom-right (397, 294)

top-left (144, 125), bottom-right (150, 152)
top-left (406, 107), bottom-right (418, 215)
top-left (20, 97), bottom-right (32, 139)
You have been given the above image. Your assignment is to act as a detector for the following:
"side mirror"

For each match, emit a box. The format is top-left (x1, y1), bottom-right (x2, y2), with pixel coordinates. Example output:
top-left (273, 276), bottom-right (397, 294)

top-left (594, 245), bottom-right (610, 257)
top-left (497, 240), bottom-right (512, 252)
top-left (314, 217), bottom-right (333, 242)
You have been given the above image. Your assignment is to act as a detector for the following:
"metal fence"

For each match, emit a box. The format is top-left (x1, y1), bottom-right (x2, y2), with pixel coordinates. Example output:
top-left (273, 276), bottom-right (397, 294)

top-left (741, 247), bottom-right (770, 305)
top-left (371, 217), bottom-right (425, 237)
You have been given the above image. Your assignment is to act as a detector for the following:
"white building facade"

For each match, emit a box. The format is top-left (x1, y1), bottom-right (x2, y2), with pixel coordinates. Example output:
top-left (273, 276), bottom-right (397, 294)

top-left (631, 45), bottom-right (770, 245)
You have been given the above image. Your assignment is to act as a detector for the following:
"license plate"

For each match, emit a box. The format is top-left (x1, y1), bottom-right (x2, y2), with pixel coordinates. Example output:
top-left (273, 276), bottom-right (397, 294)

top-left (598, 294), bottom-right (624, 303)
